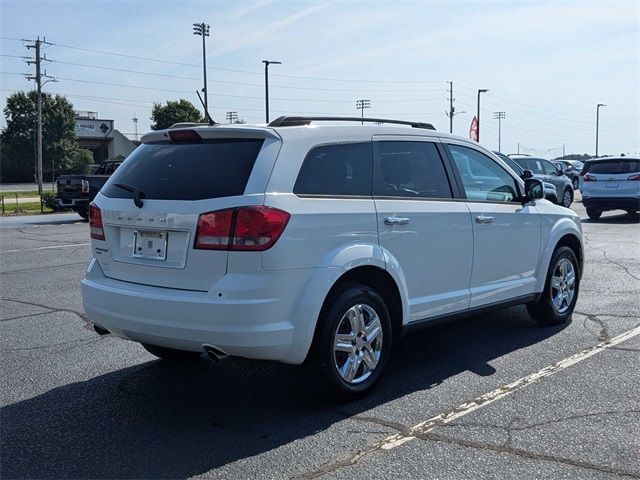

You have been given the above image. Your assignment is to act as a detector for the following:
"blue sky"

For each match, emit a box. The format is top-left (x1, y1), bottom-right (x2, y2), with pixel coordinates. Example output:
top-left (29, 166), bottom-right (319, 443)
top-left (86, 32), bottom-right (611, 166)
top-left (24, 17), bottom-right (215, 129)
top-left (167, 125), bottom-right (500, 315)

top-left (1, 0), bottom-right (638, 157)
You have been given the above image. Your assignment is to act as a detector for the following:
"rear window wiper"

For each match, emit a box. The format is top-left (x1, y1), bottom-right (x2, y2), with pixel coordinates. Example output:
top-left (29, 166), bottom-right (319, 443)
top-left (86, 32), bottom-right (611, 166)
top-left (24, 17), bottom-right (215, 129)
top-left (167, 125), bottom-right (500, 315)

top-left (114, 183), bottom-right (145, 208)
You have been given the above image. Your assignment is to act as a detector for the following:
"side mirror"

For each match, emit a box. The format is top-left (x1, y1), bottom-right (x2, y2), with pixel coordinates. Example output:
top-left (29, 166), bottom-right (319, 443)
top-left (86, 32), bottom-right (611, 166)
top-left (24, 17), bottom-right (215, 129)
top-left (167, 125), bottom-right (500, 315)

top-left (524, 178), bottom-right (544, 202)
top-left (520, 169), bottom-right (533, 180)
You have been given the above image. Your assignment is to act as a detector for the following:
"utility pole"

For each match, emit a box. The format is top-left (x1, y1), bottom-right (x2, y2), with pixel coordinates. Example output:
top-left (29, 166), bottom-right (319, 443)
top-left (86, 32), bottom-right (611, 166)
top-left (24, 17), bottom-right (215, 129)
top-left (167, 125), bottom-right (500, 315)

top-left (25, 36), bottom-right (54, 194)
top-left (132, 114), bottom-right (138, 141)
top-left (595, 103), bottom-right (606, 157)
top-left (226, 111), bottom-right (238, 124)
top-left (448, 81), bottom-right (454, 133)
top-left (517, 142), bottom-right (520, 154)
top-left (492, 111), bottom-right (506, 151)
top-left (477, 89), bottom-right (489, 142)
top-left (193, 23), bottom-right (210, 115)
top-left (356, 99), bottom-right (371, 124)
top-left (262, 60), bottom-right (281, 123)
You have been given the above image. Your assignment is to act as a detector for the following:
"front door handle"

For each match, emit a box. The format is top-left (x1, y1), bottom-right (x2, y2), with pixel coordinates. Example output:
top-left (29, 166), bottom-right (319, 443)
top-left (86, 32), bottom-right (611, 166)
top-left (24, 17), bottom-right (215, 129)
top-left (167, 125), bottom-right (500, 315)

top-left (384, 216), bottom-right (411, 226)
top-left (475, 215), bottom-right (495, 224)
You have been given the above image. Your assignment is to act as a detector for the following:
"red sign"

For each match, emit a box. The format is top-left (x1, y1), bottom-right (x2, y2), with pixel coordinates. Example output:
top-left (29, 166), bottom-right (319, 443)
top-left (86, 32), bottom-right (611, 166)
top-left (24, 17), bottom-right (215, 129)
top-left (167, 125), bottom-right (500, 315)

top-left (469, 116), bottom-right (478, 142)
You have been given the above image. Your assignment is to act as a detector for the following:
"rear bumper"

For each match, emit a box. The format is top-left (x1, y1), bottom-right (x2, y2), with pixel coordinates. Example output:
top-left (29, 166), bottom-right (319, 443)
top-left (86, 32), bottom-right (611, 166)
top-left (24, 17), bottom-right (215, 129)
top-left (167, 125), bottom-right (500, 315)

top-left (81, 259), bottom-right (334, 364)
top-left (55, 198), bottom-right (88, 209)
top-left (582, 196), bottom-right (640, 211)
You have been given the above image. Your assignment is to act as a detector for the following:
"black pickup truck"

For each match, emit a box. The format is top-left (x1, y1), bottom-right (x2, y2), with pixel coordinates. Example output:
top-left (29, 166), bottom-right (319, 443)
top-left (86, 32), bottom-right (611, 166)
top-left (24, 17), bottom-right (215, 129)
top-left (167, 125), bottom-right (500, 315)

top-left (55, 160), bottom-right (122, 219)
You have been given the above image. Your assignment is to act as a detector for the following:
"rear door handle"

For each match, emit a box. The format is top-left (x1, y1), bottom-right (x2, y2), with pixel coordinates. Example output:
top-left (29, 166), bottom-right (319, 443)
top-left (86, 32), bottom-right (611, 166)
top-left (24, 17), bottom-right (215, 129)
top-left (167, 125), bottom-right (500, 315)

top-left (384, 216), bottom-right (411, 226)
top-left (475, 215), bottom-right (495, 224)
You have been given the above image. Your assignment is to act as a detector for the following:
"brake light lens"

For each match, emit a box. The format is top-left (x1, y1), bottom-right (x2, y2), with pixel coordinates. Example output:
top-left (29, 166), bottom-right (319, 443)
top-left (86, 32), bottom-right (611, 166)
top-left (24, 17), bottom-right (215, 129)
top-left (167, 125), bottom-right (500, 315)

top-left (627, 174), bottom-right (640, 181)
top-left (194, 206), bottom-right (289, 251)
top-left (169, 129), bottom-right (203, 144)
top-left (194, 209), bottom-right (234, 250)
top-left (89, 202), bottom-right (105, 240)
top-left (81, 179), bottom-right (90, 194)
top-left (583, 174), bottom-right (597, 182)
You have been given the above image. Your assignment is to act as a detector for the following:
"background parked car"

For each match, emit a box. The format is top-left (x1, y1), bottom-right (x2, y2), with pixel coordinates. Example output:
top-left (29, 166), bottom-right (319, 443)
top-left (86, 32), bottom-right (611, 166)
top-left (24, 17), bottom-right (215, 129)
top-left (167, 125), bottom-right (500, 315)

top-left (494, 152), bottom-right (558, 202)
top-left (580, 156), bottom-right (640, 219)
top-left (510, 155), bottom-right (574, 207)
top-left (553, 160), bottom-right (581, 190)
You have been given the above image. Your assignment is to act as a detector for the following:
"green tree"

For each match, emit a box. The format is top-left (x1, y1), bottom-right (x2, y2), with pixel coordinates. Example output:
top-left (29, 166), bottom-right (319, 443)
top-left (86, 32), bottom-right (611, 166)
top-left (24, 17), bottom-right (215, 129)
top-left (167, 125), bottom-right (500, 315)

top-left (150, 99), bottom-right (204, 130)
top-left (0, 91), bottom-right (87, 182)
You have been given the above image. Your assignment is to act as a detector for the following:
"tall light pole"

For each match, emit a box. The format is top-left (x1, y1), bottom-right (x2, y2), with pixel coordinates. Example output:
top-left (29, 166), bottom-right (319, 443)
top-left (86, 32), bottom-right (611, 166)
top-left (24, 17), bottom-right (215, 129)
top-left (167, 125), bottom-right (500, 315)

top-left (356, 99), bottom-right (371, 124)
top-left (595, 103), bottom-right (606, 157)
top-left (493, 111), bottom-right (506, 151)
top-left (262, 60), bottom-right (281, 123)
top-left (477, 89), bottom-right (489, 142)
top-left (193, 22), bottom-right (210, 115)
top-left (226, 111), bottom-right (238, 124)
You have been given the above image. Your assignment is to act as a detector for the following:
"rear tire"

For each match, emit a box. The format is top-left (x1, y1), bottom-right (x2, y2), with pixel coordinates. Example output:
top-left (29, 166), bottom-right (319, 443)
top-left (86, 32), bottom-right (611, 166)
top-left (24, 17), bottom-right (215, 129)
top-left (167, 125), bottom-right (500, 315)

top-left (586, 208), bottom-right (602, 220)
top-left (310, 284), bottom-right (392, 399)
top-left (572, 178), bottom-right (579, 190)
top-left (561, 188), bottom-right (573, 208)
top-left (141, 343), bottom-right (201, 361)
top-left (527, 246), bottom-right (579, 326)
top-left (77, 208), bottom-right (89, 220)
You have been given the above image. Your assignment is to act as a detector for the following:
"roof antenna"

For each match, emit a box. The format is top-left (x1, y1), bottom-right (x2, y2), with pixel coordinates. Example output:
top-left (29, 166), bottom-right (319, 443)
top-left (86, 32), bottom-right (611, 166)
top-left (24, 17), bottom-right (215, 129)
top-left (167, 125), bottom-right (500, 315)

top-left (196, 90), bottom-right (216, 125)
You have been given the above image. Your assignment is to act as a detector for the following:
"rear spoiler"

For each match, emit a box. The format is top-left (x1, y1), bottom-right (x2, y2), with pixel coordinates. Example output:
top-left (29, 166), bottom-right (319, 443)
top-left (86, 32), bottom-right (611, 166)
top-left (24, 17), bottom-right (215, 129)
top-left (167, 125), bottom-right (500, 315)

top-left (141, 126), bottom-right (280, 144)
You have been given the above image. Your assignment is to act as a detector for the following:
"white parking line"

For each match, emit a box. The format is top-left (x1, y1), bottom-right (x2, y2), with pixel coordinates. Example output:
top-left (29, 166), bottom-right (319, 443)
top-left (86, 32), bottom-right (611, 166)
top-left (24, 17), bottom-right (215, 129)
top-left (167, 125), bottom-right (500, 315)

top-left (376, 325), bottom-right (640, 450)
top-left (0, 242), bottom-right (91, 254)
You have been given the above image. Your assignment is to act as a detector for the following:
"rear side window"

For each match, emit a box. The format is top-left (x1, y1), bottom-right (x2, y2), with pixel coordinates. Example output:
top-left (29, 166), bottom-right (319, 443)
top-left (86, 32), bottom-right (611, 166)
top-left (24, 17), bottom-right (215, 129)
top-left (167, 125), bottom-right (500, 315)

top-left (102, 139), bottom-right (264, 201)
top-left (588, 159), bottom-right (640, 174)
top-left (374, 141), bottom-right (452, 198)
top-left (293, 142), bottom-right (372, 196)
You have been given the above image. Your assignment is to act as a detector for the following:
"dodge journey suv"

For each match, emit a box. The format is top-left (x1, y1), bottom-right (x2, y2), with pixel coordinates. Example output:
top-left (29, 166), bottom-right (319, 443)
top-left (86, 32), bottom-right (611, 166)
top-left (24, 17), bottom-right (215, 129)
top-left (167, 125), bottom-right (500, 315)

top-left (82, 116), bottom-right (584, 397)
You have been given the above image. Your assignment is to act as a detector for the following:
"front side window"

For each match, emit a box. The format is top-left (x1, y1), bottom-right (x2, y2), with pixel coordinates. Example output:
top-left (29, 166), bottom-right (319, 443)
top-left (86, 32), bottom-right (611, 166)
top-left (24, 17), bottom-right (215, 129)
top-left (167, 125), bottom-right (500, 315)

top-left (541, 160), bottom-right (558, 175)
top-left (373, 141), bottom-right (452, 198)
top-left (293, 142), bottom-right (372, 196)
top-left (448, 145), bottom-right (519, 203)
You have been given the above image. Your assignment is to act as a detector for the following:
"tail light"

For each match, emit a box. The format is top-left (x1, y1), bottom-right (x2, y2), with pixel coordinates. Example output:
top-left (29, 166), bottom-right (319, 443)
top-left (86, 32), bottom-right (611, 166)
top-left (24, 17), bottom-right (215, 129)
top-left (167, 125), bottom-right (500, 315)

top-left (81, 179), bottom-right (90, 194)
top-left (89, 202), bottom-right (105, 240)
top-left (583, 174), bottom-right (597, 182)
top-left (627, 174), bottom-right (640, 181)
top-left (194, 206), bottom-right (289, 251)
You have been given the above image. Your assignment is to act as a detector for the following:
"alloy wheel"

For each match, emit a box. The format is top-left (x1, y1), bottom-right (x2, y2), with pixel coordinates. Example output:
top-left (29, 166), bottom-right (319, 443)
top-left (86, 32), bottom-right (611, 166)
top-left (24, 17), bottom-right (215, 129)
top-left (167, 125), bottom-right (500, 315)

top-left (333, 304), bottom-right (383, 384)
top-left (550, 258), bottom-right (576, 314)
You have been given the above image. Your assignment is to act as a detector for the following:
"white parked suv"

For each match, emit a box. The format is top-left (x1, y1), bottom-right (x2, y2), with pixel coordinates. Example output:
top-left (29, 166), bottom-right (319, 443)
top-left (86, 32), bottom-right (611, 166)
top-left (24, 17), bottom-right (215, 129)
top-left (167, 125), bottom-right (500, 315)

top-left (82, 116), bottom-right (584, 397)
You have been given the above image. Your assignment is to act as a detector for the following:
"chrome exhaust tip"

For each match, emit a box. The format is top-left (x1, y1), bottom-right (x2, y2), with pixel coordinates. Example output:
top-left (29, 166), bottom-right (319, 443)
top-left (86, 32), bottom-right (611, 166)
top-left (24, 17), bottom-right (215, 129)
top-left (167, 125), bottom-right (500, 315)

top-left (202, 344), bottom-right (229, 361)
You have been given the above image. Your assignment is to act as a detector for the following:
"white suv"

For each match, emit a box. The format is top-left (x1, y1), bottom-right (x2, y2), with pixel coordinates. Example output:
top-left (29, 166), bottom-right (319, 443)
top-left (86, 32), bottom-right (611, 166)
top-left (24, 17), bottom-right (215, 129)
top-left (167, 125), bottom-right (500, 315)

top-left (82, 117), bottom-right (584, 396)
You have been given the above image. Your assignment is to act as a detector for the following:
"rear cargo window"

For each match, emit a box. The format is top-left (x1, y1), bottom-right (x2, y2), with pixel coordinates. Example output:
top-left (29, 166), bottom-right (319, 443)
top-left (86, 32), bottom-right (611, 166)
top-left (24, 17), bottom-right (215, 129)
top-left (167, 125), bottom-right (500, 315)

top-left (102, 139), bottom-right (264, 200)
top-left (588, 160), bottom-right (640, 174)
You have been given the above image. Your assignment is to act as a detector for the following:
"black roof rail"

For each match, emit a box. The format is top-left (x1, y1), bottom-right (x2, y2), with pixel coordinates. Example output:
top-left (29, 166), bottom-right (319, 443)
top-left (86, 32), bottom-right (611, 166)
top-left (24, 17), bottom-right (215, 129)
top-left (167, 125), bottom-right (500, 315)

top-left (268, 116), bottom-right (436, 130)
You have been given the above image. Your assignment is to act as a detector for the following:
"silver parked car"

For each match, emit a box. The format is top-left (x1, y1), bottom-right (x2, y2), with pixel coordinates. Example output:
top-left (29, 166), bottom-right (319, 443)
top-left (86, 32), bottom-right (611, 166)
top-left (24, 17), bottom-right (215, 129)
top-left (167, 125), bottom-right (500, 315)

top-left (494, 152), bottom-right (558, 203)
top-left (510, 156), bottom-right (574, 208)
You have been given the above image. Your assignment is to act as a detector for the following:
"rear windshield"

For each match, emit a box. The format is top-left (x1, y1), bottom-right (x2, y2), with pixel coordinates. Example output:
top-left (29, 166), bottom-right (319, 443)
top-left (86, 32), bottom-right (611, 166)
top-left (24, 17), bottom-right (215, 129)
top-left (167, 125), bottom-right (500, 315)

top-left (588, 159), bottom-right (640, 175)
top-left (102, 139), bottom-right (264, 201)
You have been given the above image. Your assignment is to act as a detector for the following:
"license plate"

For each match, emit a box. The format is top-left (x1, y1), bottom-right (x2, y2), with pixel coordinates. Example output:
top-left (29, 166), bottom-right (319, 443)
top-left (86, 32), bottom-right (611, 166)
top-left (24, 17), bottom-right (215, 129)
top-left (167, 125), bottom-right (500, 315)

top-left (133, 231), bottom-right (167, 260)
top-left (605, 181), bottom-right (619, 188)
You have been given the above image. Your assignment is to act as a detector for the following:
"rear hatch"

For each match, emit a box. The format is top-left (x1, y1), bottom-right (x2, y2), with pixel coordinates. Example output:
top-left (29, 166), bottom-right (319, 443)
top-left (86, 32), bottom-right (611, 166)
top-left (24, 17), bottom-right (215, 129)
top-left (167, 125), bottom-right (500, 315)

top-left (57, 175), bottom-right (85, 200)
top-left (92, 127), bottom-right (280, 291)
top-left (582, 159), bottom-right (640, 198)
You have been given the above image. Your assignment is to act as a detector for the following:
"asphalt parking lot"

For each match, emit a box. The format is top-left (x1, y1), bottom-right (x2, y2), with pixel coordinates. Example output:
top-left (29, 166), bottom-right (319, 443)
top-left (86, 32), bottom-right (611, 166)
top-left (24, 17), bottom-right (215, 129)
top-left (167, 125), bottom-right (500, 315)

top-left (1, 200), bottom-right (638, 480)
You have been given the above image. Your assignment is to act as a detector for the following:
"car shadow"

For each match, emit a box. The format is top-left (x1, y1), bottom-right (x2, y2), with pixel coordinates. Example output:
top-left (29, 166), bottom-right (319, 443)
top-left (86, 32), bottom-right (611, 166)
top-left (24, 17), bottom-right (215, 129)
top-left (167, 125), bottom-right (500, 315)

top-left (1, 306), bottom-right (567, 479)
top-left (581, 211), bottom-right (640, 224)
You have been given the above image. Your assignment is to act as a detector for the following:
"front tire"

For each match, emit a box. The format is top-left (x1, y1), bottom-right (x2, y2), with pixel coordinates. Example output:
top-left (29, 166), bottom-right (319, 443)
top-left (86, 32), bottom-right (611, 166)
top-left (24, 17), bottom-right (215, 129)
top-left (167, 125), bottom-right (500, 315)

top-left (311, 284), bottom-right (392, 398)
top-left (586, 208), bottom-right (602, 220)
top-left (527, 246), bottom-right (579, 326)
top-left (77, 208), bottom-right (89, 220)
top-left (141, 343), bottom-right (201, 361)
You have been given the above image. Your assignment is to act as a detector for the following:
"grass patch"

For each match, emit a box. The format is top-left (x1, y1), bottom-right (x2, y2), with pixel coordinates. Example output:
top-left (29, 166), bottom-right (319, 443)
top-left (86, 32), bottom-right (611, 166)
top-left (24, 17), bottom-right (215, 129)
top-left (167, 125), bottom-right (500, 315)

top-left (1, 201), bottom-right (53, 215)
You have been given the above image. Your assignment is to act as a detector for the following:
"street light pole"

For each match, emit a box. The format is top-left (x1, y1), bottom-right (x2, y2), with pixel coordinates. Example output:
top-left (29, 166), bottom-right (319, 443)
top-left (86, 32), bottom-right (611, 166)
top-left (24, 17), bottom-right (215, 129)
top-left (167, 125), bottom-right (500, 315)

top-left (193, 23), bottom-right (210, 115)
top-left (262, 60), bottom-right (281, 123)
top-left (595, 103), bottom-right (606, 157)
top-left (477, 89), bottom-right (489, 142)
